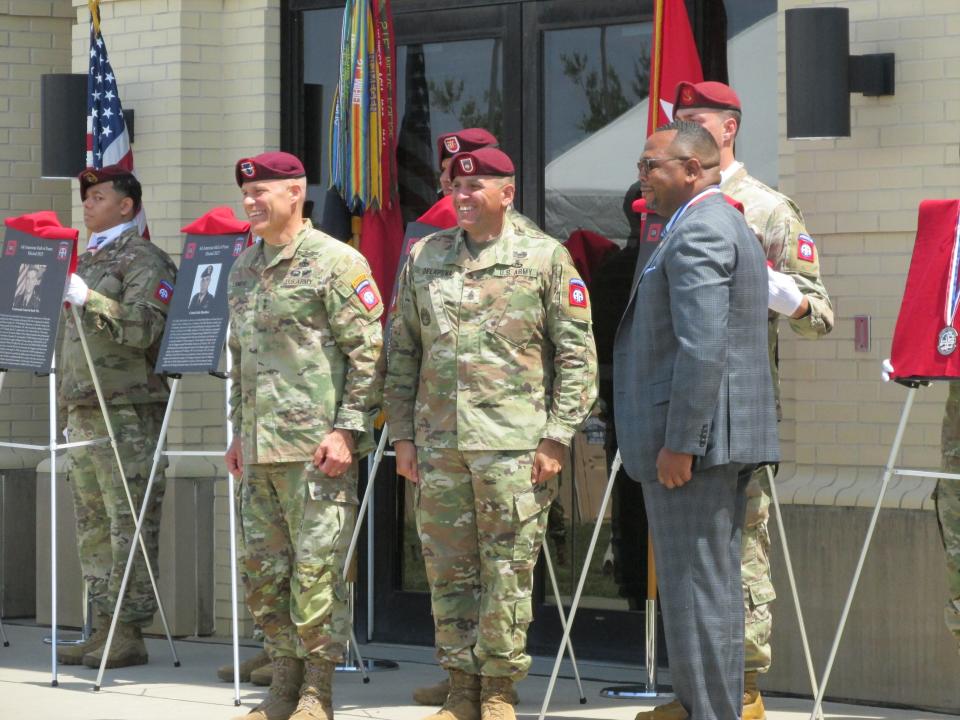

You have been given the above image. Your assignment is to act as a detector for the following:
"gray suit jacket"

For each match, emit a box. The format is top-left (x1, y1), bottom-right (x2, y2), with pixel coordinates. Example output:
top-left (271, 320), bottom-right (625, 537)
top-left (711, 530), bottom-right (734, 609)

top-left (613, 192), bottom-right (779, 481)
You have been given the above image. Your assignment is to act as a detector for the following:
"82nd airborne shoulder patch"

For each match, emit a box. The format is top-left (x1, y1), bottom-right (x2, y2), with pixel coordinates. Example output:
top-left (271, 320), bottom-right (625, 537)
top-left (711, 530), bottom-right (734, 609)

top-left (154, 279), bottom-right (174, 305)
top-left (797, 234), bottom-right (816, 263)
top-left (568, 278), bottom-right (588, 308)
top-left (352, 274), bottom-right (381, 312)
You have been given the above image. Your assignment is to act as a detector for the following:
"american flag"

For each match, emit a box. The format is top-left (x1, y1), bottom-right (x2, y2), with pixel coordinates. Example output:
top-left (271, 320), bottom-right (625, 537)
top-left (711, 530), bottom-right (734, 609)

top-left (86, 0), bottom-right (148, 236)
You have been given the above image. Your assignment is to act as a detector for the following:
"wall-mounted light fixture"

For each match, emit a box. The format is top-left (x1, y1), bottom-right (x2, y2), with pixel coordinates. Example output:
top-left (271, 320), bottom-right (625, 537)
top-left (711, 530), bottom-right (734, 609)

top-left (785, 7), bottom-right (895, 140)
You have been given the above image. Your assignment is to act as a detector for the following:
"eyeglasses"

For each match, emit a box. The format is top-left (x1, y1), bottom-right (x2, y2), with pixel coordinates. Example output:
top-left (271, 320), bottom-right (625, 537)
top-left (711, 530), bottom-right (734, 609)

top-left (636, 156), bottom-right (690, 175)
top-left (635, 156), bottom-right (720, 175)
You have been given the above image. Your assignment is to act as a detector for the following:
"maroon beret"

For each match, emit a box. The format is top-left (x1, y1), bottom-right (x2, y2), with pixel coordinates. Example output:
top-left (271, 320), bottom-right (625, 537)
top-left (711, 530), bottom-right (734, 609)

top-left (449, 148), bottom-right (515, 180)
top-left (436, 128), bottom-right (498, 169)
top-left (672, 81), bottom-right (741, 117)
top-left (235, 151), bottom-right (306, 186)
top-left (78, 165), bottom-right (135, 200)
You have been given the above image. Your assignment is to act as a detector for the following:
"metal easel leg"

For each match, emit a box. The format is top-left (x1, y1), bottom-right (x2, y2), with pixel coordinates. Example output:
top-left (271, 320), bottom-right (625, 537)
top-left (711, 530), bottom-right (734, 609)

top-left (766, 465), bottom-right (824, 720)
top-left (335, 429), bottom-right (397, 678)
top-left (541, 540), bottom-right (586, 703)
top-left (48, 364), bottom-right (59, 686)
top-left (0, 371), bottom-right (6, 647)
top-left (71, 307), bottom-right (178, 668)
top-left (227, 470), bottom-right (242, 706)
top-left (808, 386), bottom-right (917, 720)
top-left (538, 451), bottom-right (622, 720)
top-left (94, 378), bottom-right (182, 691)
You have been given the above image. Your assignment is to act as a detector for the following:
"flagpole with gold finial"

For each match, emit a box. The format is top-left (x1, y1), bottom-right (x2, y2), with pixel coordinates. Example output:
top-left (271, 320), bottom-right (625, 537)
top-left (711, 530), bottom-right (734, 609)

top-left (88, 0), bottom-right (101, 35)
top-left (647, 0), bottom-right (665, 136)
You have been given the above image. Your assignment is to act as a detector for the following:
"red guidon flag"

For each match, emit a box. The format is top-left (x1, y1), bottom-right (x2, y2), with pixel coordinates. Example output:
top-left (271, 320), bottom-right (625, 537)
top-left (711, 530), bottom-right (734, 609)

top-left (890, 200), bottom-right (960, 381)
top-left (646, 0), bottom-right (703, 135)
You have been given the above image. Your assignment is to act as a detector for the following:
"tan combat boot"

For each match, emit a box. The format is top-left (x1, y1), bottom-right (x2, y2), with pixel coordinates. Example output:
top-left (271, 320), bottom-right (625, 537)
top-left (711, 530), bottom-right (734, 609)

top-left (56, 613), bottom-right (111, 666)
top-left (251, 661), bottom-right (274, 686)
top-left (413, 676), bottom-right (451, 705)
top-left (742, 671), bottom-right (767, 720)
top-left (414, 676), bottom-right (518, 706)
top-left (633, 700), bottom-right (688, 720)
top-left (421, 669), bottom-right (481, 720)
top-left (480, 676), bottom-right (516, 720)
top-left (234, 656), bottom-right (304, 720)
top-left (289, 658), bottom-right (335, 720)
top-left (219, 648), bottom-right (271, 683)
top-left (81, 621), bottom-right (148, 669)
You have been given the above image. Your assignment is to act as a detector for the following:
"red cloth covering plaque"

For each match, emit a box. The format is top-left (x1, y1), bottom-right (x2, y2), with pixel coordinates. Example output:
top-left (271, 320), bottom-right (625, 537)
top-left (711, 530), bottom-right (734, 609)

top-left (890, 199), bottom-right (960, 381)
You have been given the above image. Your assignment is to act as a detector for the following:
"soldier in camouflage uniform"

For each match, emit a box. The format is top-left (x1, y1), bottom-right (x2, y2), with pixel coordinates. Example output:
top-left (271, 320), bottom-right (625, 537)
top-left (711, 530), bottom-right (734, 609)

top-left (225, 152), bottom-right (383, 720)
top-left (939, 383), bottom-right (960, 653)
top-left (413, 129), bottom-right (543, 709)
top-left (634, 82), bottom-right (831, 720)
top-left (57, 166), bottom-right (176, 669)
top-left (384, 147), bottom-right (598, 720)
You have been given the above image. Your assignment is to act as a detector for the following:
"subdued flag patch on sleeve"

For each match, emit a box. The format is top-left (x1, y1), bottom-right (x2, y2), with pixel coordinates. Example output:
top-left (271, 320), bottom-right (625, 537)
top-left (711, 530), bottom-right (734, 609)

top-left (568, 277), bottom-right (588, 308)
top-left (797, 234), bottom-right (816, 263)
top-left (352, 274), bottom-right (381, 311)
top-left (154, 279), bottom-right (173, 305)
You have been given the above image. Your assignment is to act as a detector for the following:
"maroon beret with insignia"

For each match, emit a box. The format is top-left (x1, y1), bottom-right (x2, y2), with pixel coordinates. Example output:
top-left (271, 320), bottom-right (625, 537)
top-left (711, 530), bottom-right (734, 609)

top-left (436, 128), bottom-right (498, 169)
top-left (449, 148), bottom-right (515, 180)
top-left (78, 165), bottom-right (136, 200)
top-left (672, 80), bottom-right (742, 118)
top-left (235, 151), bottom-right (306, 186)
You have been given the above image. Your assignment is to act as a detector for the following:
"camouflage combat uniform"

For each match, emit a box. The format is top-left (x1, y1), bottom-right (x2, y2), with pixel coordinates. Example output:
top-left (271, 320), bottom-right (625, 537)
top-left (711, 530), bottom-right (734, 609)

top-left (59, 225), bottom-right (176, 626)
top-left (722, 165), bottom-right (834, 674)
top-left (227, 220), bottom-right (383, 663)
top-left (383, 217), bottom-right (598, 680)
top-left (938, 382), bottom-right (960, 652)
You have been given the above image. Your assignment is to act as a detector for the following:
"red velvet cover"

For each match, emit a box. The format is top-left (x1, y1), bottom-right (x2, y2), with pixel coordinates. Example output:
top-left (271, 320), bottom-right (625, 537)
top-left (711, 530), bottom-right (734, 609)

top-left (4, 210), bottom-right (79, 273)
top-left (417, 195), bottom-right (457, 229)
top-left (890, 199), bottom-right (960, 381)
top-left (180, 206), bottom-right (251, 235)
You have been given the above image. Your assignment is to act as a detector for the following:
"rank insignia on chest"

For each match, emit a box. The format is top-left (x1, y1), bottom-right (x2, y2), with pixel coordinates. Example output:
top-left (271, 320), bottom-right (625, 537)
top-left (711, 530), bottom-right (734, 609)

top-left (154, 279), bottom-right (174, 304)
top-left (568, 278), bottom-right (588, 308)
top-left (797, 234), bottom-right (816, 263)
top-left (352, 275), bottom-right (381, 311)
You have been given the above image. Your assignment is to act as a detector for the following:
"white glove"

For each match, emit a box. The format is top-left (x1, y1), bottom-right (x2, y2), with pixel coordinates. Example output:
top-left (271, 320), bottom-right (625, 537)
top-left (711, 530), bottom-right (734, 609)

top-left (767, 266), bottom-right (804, 317)
top-left (64, 274), bottom-right (89, 307)
top-left (881, 358), bottom-right (894, 382)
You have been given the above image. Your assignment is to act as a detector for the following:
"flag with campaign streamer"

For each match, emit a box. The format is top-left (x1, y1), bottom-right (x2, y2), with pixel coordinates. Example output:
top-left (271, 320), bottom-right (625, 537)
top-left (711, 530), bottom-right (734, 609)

top-left (646, 0), bottom-right (703, 135)
top-left (330, 0), bottom-right (398, 212)
top-left (86, 0), bottom-right (148, 237)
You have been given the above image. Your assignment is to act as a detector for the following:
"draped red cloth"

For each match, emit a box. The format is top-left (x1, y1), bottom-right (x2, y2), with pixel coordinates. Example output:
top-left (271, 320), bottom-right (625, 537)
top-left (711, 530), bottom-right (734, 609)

top-left (890, 199), bottom-right (960, 381)
top-left (180, 206), bottom-right (250, 235)
top-left (417, 195), bottom-right (457, 229)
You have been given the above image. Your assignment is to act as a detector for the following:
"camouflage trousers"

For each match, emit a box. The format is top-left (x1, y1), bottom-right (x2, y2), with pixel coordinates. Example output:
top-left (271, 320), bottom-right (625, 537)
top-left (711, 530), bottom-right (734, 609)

top-left (934, 478), bottom-right (960, 650)
top-left (416, 447), bottom-right (556, 680)
top-left (742, 466), bottom-right (775, 674)
top-left (66, 404), bottom-right (167, 626)
top-left (239, 461), bottom-right (356, 662)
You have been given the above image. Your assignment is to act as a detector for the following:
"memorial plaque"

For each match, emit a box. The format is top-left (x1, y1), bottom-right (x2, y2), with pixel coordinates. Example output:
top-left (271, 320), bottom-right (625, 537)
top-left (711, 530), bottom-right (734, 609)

top-left (0, 227), bottom-right (76, 373)
top-left (155, 233), bottom-right (247, 375)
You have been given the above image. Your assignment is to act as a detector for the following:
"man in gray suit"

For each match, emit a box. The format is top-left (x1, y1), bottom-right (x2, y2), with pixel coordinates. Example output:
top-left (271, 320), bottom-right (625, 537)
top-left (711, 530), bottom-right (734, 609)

top-left (613, 120), bottom-right (779, 720)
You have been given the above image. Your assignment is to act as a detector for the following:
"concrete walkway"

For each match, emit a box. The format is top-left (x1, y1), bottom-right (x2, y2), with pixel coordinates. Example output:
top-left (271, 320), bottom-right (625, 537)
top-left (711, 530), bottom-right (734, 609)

top-left (0, 622), bottom-right (953, 720)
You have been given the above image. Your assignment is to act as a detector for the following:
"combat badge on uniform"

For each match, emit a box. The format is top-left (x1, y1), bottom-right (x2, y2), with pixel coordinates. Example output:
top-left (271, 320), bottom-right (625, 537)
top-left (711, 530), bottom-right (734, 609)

top-left (797, 234), bottom-right (816, 263)
top-left (154, 279), bottom-right (174, 305)
top-left (352, 274), bottom-right (381, 311)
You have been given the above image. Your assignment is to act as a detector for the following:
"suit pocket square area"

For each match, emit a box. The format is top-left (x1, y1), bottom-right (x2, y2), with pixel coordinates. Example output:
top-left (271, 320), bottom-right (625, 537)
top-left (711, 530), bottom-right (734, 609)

top-left (642, 265), bottom-right (657, 275)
